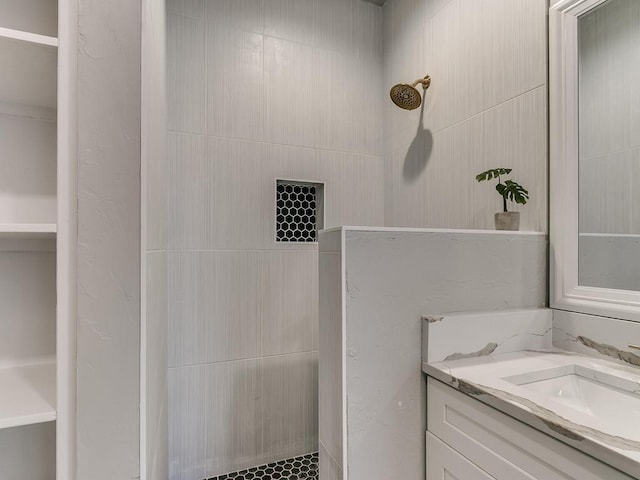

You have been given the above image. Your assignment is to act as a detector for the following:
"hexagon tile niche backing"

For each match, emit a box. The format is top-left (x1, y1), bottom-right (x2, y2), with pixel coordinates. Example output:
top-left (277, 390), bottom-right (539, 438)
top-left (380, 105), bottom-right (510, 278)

top-left (206, 452), bottom-right (319, 480)
top-left (276, 181), bottom-right (322, 243)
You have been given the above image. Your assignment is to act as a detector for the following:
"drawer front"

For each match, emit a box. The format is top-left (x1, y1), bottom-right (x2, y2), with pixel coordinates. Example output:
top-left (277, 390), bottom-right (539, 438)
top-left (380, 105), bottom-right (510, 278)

top-left (427, 432), bottom-right (495, 480)
top-left (427, 377), bottom-right (633, 480)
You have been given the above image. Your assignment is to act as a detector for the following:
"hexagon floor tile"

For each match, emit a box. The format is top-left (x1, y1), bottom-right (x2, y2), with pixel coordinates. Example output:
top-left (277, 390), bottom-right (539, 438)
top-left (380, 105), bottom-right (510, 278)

top-left (207, 452), bottom-right (319, 480)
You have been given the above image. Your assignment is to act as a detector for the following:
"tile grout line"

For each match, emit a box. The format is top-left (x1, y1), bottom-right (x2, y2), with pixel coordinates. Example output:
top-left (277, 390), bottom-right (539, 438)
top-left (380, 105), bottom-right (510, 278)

top-left (168, 349), bottom-right (320, 371)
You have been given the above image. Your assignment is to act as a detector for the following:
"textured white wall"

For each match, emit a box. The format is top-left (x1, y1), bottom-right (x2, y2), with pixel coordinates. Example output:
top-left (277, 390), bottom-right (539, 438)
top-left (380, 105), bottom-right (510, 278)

top-left (382, 0), bottom-right (548, 231)
top-left (578, 0), bottom-right (640, 234)
top-left (76, 0), bottom-right (141, 478)
top-left (166, 1), bottom-right (385, 479)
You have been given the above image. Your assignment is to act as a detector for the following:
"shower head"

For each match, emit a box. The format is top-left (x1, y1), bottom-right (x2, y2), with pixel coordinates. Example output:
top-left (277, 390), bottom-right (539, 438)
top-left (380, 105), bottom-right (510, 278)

top-left (390, 75), bottom-right (431, 110)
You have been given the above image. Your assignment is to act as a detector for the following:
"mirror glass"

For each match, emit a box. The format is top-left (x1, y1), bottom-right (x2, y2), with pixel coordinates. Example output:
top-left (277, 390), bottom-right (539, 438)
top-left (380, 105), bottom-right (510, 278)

top-left (578, 0), bottom-right (640, 292)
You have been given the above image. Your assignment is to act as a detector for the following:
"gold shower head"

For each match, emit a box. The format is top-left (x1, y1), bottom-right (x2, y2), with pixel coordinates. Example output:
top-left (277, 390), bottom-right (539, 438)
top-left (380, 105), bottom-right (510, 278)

top-left (390, 75), bottom-right (431, 110)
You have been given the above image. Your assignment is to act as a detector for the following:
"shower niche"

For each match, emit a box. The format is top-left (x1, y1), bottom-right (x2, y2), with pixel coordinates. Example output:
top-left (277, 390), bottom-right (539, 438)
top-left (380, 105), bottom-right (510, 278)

top-left (276, 180), bottom-right (324, 243)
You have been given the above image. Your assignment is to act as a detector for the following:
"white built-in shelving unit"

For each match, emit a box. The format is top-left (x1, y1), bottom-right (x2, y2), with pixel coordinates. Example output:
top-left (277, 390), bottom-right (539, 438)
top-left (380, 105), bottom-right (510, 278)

top-left (0, 1), bottom-right (74, 478)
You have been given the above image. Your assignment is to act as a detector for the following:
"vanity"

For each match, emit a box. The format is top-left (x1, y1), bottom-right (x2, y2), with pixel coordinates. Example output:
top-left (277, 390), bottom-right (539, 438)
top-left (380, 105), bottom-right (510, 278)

top-left (422, 310), bottom-right (640, 480)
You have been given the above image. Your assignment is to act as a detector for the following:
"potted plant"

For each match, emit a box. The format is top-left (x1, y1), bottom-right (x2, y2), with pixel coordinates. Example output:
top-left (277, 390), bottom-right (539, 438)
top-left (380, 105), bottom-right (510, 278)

top-left (476, 168), bottom-right (529, 231)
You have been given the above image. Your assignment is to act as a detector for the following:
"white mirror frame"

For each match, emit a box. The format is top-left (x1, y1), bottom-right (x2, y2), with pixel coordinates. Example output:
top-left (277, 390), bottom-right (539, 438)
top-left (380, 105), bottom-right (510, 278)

top-left (550, 0), bottom-right (640, 322)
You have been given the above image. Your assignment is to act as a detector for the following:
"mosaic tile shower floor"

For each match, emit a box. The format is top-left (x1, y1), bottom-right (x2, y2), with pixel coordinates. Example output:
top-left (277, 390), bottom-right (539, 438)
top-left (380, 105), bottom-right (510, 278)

top-left (206, 452), bottom-right (319, 480)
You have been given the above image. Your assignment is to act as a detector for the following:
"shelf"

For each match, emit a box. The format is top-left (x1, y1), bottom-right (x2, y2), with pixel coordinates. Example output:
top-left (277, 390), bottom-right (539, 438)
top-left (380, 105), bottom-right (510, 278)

top-left (0, 362), bottom-right (56, 430)
top-left (0, 26), bottom-right (57, 48)
top-left (0, 223), bottom-right (56, 238)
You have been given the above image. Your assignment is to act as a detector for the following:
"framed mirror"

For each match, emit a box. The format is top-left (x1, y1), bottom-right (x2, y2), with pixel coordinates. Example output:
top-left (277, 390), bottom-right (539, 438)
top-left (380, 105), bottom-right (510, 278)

top-left (550, 0), bottom-right (640, 322)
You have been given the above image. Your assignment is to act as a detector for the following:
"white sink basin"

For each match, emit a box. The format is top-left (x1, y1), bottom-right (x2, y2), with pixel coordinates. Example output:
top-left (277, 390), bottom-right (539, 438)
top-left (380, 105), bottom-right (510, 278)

top-left (503, 365), bottom-right (640, 440)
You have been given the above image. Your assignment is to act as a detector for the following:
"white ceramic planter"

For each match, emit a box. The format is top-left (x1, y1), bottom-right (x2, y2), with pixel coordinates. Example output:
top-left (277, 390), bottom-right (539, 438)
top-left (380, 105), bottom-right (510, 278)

top-left (495, 212), bottom-right (520, 231)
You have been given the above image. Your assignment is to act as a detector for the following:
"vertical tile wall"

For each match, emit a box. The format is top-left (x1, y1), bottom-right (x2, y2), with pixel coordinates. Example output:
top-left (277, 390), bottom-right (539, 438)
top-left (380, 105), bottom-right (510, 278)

top-left (166, 1), bottom-right (384, 479)
top-left (383, 0), bottom-right (548, 231)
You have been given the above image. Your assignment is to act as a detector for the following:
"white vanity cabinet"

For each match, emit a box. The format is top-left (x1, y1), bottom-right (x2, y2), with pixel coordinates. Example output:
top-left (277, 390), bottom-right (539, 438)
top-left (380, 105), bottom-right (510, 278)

top-left (426, 377), bottom-right (635, 480)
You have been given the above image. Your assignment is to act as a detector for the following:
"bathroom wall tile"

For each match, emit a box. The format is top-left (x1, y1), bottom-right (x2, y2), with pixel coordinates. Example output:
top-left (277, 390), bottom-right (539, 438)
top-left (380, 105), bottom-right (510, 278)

top-left (150, 395), bottom-right (169, 480)
top-left (422, 116), bottom-right (478, 228)
top-left (318, 251), bottom-right (343, 466)
top-left (481, 0), bottom-right (546, 111)
top-left (300, 55), bottom-right (378, 157)
top-left (203, 136), bottom-right (270, 249)
top-left (169, 366), bottom-right (206, 480)
top-left (206, 0), bottom-right (264, 34)
top-left (166, 0), bottom-right (205, 18)
top-left (313, 48), bottom-right (382, 155)
top-left (206, 25), bottom-right (264, 142)
top-left (167, 13), bottom-right (206, 134)
top-left (319, 443), bottom-right (343, 480)
top-left (167, 250), bottom-right (205, 368)
top-left (454, 0), bottom-right (486, 123)
top-left (318, 150), bottom-right (385, 229)
top-left (167, 133), bottom-right (271, 250)
top-left (265, 36), bottom-right (317, 148)
top-left (205, 359), bottom-right (262, 477)
top-left (145, 251), bottom-right (168, 469)
top-left (266, 142), bottom-right (321, 182)
top-left (477, 86), bottom-right (547, 232)
top-left (423, 0), bottom-right (459, 134)
top-left (314, 0), bottom-right (352, 54)
top-left (145, 127), bottom-right (168, 250)
top-left (384, 144), bottom-right (428, 227)
top-left (381, 0), bottom-right (395, 154)
top-left (262, 250), bottom-right (319, 356)
top-left (261, 352), bottom-right (319, 464)
top-left (168, 251), bottom-right (262, 367)
top-left (352, 0), bottom-right (383, 60)
top-left (166, 132), bottom-right (208, 249)
top-left (264, 0), bottom-right (314, 45)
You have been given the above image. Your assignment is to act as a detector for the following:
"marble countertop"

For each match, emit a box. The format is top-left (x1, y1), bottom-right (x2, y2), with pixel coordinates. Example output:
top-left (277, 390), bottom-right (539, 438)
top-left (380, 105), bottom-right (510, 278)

top-left (423, 350), bottom-right (640, 479)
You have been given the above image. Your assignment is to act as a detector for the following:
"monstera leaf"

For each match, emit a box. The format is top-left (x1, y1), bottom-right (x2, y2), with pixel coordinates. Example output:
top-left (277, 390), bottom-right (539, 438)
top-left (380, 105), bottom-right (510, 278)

top-left (475, 168), bottom-right (512, 182)
top-left (496, 180), bottom-right (529, 205)
top-left (476, 168), bottom-right (529, 212)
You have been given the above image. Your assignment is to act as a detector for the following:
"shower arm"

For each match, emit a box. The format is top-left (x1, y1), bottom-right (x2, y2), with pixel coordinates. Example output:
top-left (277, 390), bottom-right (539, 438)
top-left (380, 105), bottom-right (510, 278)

top-left (411, 76), bottom-right (432, 89)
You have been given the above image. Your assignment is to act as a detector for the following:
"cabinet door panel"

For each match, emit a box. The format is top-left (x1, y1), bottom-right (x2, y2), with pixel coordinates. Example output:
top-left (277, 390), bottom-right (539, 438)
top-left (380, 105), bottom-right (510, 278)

top-left (427, 377), bottom-right (634, 480)
top-left (427, 432), bottom-right (495, 480)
